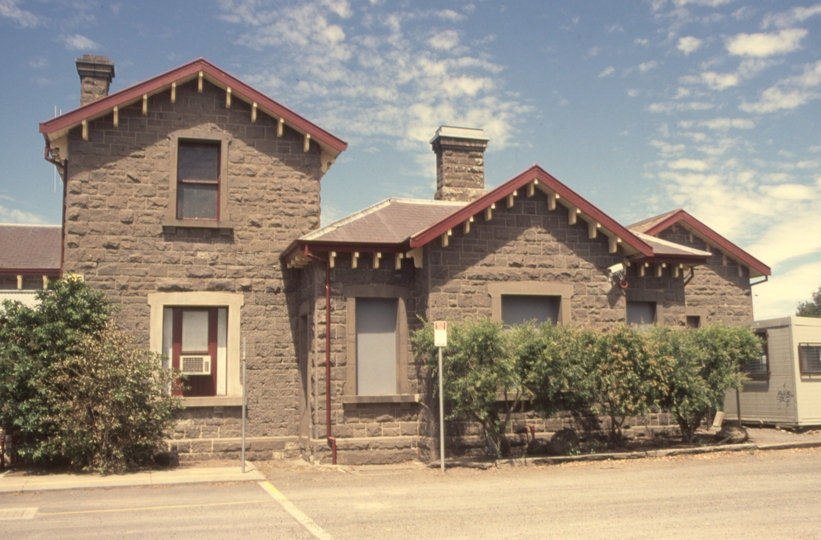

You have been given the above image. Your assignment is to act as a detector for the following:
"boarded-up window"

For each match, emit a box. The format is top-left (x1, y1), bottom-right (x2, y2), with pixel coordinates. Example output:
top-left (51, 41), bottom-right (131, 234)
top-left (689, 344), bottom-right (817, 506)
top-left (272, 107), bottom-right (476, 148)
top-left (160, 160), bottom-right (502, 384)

top-left (356, 298), bottom-right (398, 395)
top-left (799, 343), bottom-right (821, 376)
top-left (743, 330), bottom-right (769, 379)
top-left (501, 295), bottom-right (560, 326)
top-left (627, 301), bottom-right (656, 326)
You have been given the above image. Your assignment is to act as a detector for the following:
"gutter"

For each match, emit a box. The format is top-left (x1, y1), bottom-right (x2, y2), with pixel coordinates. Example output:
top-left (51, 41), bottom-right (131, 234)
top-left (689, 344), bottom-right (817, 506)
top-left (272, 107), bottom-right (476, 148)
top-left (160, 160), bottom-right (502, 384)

top-left (304, 246), bottom-right (337, 465)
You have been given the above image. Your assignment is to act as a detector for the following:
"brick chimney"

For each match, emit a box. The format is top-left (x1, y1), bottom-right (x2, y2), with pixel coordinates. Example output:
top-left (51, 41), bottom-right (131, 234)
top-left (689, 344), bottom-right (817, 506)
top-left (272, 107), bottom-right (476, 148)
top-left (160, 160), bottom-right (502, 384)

top-left (75, 55), bottom-right (115, 106)
top-left (430, 126), bottom-right (489, 202)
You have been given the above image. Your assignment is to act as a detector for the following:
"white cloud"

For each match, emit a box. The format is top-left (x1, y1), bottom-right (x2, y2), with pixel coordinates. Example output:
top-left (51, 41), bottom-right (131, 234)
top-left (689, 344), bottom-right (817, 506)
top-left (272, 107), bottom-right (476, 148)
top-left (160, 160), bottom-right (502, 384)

top-left (673, 0), bottom-right (733, 6)
top-left (726, 28), bottom-right (807, 57)
top-left (646, 101), bottom-right (715, 113)
top-left (0, 204), bottom-right (47, 224)
top-left (740, 60), bottom-right (821, 113)
top-left (697, 118), bottom-right (755, 130)
top-left (635, 38), bottom-right (649, 46)
top-left (63, 34), bottom-right (100, 50)
top-left (668, 158), bottom-right (709, 170)
top-left (700, 70), bottom-right (739, 90)
top-left (0, 0), bottom-right (38, 27)
top-left (639, 61), bottom-right (658, 72)
top-left (598, 66), bottom-right (615, 77)
top-left (754, 260), bottom-right (821, 319)
top-left (221, 1), bottom-right (529, 153)
top-left (677, 36), bottom-right (702, 55)
top-left (761, 4), bottom-right (821, 29)
top-left (428, 30), bottom-right (459, 50)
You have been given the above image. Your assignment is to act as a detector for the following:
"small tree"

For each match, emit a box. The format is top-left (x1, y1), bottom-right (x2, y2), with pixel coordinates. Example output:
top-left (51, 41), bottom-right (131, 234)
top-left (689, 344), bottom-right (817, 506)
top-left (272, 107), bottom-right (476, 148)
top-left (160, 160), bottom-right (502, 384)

top-left (797, 287), bottom-right (821, 318)
top-left (588, 325), bottom-right (672, 444)
top-left (0, 278), bottom-right (181, 473)
top-left (517, 323), bottom-right (595, 419)
top-left (412, 318), bottom-right (520, 458)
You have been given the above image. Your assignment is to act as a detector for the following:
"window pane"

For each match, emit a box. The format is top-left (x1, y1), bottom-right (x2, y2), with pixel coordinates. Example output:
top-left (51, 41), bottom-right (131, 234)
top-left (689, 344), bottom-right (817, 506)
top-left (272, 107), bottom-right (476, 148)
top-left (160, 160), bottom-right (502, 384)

top-left (182, 310), bottom-right (210, 352)
top-left (501, 295), bottom-right (559, 326)
top-left (627, 301), bottom-right (656, 325)
top-left (179, 144), bottom-right (219, 181)
top-left (356, 298), bottom-right (397, 395)
top-left (745, 332), bottom-right (768, 375)
top-left (799, 345), bottom-right (821, 375)
top-left (178, 183), bottom-right (218, 219)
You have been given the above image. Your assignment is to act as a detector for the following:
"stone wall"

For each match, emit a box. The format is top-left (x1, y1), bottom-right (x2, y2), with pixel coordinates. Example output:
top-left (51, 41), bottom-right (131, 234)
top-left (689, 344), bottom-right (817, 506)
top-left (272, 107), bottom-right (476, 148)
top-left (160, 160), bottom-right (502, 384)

top-left (656, 224), bottom-right (754, 324)
top-left (62, 79), bottom-right (323, 460)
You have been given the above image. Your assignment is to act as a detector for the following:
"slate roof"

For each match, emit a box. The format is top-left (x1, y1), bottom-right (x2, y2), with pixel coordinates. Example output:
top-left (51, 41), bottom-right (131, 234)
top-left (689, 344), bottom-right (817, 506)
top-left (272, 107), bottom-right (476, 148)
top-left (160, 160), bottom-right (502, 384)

top-left (0, 224), bottom-right (61, 271)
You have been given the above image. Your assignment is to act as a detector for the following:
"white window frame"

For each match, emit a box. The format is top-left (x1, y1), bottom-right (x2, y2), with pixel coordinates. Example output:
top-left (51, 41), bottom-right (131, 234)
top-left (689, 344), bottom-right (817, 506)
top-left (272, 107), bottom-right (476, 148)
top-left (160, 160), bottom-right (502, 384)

top-left (148, 291), bottom-right (244, 406)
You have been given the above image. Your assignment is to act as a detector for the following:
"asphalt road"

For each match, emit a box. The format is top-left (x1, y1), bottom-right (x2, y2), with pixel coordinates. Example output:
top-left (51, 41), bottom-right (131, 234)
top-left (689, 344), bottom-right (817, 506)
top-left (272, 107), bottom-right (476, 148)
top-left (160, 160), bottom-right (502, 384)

top-left (2, 448), bottom-right (821, 539)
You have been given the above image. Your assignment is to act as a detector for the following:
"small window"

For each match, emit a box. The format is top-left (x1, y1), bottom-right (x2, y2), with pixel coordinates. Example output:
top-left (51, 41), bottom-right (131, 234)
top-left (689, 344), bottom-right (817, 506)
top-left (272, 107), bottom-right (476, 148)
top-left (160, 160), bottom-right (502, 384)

top-left (686, 315), bottom-right (701, 329)
top-left (356, 298), bottom-right (398, 395)
top-left (744, 330), bottom-right (769, 380)
top-left (799, 343), bottom-right (821, 376)
top-left (165, 307), bottom-right (228, 397)
top-left (177, 141), bottom-right (220, 220)
top-left (627, 301), bottom-right (656, 326)
top-left (501, 295), bottom-right (560, 326)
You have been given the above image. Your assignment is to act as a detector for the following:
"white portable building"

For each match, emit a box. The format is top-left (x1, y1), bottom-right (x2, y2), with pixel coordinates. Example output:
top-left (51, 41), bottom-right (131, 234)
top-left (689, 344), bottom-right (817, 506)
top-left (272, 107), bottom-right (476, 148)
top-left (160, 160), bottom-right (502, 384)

top-left (725, 316), bottom-right (821, 427)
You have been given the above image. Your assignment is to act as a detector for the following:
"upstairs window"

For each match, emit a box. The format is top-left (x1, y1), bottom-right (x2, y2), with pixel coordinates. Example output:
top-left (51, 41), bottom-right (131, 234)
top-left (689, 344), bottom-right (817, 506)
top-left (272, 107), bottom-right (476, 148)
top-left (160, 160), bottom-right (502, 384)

top-left (177, 141), bottom-right (220, 220)
top-left (799, 343), bottom-right (821, 377)
top-left (501, 295), bottom-right (560, 326)
top-left (744, 330), bottom-right (769, 380)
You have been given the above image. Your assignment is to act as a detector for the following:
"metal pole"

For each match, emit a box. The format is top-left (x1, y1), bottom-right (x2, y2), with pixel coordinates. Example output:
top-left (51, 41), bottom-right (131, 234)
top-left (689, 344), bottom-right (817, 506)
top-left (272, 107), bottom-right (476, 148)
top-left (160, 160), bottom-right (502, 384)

top-left (439, 346), bottom-right (445, 474)
top-left (241, 336), bottom-right (247, 473)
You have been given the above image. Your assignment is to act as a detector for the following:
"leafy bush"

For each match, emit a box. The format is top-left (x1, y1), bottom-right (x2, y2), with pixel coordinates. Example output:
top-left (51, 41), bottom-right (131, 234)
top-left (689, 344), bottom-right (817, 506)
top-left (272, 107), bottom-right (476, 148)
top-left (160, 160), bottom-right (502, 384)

top-left (412, 318), bottom-right (520, 457)
top-left (516, 322), bottom-right (596, 418)
top-left (0, 278), bottom-right (181, 473)
top-left (586, 325), bottom-right (672, 444)
top-left (653, 324), bottom-right (760, 443)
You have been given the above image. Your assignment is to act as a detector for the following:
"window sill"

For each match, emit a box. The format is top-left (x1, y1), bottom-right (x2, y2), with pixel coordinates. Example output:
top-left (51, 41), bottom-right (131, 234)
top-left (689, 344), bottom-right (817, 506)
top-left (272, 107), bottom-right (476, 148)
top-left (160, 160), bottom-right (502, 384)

top-left (181, 396), bottom-right (243, 408)
top-left (341, 394), bottom-right (421, 405)
top-left (163, 220), bottom-right (233, 233)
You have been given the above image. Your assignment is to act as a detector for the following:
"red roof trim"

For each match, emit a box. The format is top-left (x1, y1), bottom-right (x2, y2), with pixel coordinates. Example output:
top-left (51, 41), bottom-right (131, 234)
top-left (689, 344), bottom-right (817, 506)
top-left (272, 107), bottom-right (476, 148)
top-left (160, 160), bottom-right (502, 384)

top-left (39, 58), bottom-right (347, 153)
top-left (408, 164), bottom-right (654, 256)
top-left (642, 209), bottom-right (771, 276)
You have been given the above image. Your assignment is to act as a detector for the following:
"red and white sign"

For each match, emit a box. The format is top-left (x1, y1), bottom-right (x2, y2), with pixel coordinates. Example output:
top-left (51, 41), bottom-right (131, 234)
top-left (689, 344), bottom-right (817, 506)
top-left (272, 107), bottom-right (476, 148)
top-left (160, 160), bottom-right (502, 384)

top-left (434, 321), bottom-right (447, 347)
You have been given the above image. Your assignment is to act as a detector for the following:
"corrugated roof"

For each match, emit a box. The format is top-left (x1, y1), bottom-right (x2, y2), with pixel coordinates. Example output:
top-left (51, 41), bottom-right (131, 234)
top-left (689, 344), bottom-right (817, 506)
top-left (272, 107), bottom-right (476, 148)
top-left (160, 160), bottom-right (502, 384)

top-left (0, 224), bottom-right (61, 271)
top-left (301, 198), bottom-right (466, 245)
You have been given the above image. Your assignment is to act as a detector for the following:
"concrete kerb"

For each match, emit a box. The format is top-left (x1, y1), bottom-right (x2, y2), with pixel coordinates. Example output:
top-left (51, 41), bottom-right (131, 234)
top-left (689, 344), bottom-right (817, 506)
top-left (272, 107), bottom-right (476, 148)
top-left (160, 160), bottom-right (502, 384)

top-left (0, 461), bottom-right (265, 493)
top-left (427, 440), bottom-right (821, 470)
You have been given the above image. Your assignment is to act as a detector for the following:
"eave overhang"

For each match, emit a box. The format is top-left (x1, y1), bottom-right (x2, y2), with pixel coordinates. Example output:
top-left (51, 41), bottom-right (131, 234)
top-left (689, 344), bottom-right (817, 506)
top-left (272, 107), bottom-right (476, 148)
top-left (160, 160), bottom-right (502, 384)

top-left (637, 209), bottom-right (771, 279)
top-left (39, 58), bottom-right (348, 170)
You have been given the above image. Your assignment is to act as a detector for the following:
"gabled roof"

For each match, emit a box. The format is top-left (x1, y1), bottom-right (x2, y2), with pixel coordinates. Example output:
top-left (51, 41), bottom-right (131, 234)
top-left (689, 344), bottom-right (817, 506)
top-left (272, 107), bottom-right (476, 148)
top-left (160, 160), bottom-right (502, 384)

top-left (39, 58), bottom-right (347, 161)
top-left (283, 164), bottom-right (717, 267)
top-left (0, 224), bottom-right (61, 273)
top-left (629, 209), bottom-right (771, 278)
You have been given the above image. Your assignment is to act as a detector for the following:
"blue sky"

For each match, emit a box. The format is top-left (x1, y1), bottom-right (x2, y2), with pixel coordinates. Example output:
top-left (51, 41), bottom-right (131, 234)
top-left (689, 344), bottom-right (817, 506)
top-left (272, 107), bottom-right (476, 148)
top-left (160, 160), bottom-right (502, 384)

top-left (1, 0), bottom-right (819, 319)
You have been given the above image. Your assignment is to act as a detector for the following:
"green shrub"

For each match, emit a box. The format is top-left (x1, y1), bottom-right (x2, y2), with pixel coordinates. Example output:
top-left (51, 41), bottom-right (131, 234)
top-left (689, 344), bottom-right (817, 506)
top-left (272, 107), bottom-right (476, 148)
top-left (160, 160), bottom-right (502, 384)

top-left (587, 325), bottom-right (672, 444)
top-left (516, 322), bottom-right (596, 418)
top-left (412, 318), bottom-right (520, 457)
top-left (653, 324), bottom-right (760, 443)
top-left (0, 278), bottom-right (181, 473)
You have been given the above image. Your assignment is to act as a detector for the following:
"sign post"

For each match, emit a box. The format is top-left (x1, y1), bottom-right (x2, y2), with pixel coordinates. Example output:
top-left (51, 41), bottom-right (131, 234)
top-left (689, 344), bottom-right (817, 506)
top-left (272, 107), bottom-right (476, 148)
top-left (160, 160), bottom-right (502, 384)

top-left (434, 321), bottom-right (447, 474)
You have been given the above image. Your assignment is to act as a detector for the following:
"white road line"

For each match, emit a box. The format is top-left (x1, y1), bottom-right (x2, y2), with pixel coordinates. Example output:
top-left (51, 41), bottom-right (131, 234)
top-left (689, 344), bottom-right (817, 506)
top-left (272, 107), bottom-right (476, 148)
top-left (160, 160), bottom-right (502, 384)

top-left (258, 481), bottom-right (335, 540)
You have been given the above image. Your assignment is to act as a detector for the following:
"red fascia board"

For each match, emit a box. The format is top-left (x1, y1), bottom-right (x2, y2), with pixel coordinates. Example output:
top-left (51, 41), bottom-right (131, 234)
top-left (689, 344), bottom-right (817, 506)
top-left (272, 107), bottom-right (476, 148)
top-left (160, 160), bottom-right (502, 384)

top-left (643, 210), bottom-right (771, 276)
top-left (409, 164), bottom-right (654, 256)
top-left (39, 58), bottom-right (348, 153)
top-left (280, 240), bottom-right (407, 264)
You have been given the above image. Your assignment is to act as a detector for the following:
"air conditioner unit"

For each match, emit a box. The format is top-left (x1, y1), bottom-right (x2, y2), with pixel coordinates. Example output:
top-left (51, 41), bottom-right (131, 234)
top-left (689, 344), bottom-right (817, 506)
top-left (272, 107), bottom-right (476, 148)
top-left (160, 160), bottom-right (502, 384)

top-left (180, 355), bottom-right (212, 375)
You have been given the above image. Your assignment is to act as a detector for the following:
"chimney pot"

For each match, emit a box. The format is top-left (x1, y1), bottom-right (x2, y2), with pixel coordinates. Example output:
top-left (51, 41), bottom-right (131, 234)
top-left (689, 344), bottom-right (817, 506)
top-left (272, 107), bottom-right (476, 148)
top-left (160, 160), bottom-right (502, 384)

top-left (76, 54), bottom-right (115, 106)
top-left (430, 126), bottom-right (489, 202)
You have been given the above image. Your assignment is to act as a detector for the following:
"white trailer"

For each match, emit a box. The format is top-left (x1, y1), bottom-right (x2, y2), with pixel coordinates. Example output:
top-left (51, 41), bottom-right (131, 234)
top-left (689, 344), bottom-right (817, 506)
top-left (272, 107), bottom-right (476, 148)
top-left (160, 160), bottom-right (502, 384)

top-left (725, 316), bottom-right (821, 427)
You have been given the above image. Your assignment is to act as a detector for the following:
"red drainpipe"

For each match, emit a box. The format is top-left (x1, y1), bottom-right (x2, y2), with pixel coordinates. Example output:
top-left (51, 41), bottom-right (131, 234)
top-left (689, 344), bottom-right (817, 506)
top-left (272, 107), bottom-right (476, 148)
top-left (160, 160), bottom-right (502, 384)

top-left (304, 246), bottom-right (337, 464)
